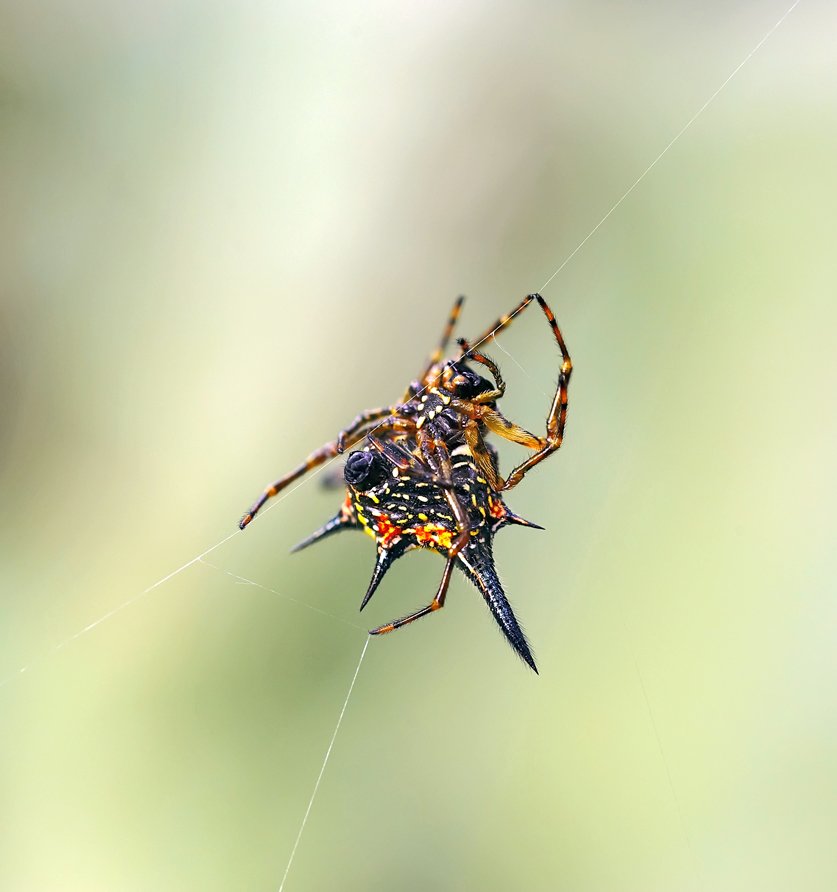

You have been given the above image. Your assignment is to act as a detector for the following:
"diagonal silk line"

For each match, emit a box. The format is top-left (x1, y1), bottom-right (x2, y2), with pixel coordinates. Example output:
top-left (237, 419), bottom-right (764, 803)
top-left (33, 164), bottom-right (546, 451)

top-left (490, 333), bottom-right (551, 400)
top-left (198, 559), bottom-right (365, 631)
top-left (0, 469), bottom-right (329, 690)
top-left (277, 637), bottom-right (370, 892)
top-left (538, 0), bottom-right (802, 294)
top-left (0, 530), bottom-right (232, 689)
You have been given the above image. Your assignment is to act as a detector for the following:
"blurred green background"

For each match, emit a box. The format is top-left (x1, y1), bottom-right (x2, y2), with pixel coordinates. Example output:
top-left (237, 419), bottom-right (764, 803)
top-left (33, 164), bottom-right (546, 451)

top-left (2, 1), bottom-right (835, 890)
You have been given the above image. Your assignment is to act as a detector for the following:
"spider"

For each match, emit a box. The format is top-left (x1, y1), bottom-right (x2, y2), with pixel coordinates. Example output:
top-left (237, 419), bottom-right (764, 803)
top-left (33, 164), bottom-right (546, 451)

top-left (292, 440), bottom-right (544, 671)
top-left (240, 293), bottom-right (571, 523)
top-left (238, 292), bottom-right (572, 669)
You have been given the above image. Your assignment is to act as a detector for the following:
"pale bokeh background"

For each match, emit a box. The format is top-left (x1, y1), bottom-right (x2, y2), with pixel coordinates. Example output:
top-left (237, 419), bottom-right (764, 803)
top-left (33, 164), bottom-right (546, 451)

top-left (2, 2), bottom-right (835, 890)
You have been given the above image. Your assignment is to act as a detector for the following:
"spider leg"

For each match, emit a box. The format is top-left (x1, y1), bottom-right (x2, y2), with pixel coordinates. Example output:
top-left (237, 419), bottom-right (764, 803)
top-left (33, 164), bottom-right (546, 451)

top-left (370, 436), bottom-right (471, 636)
top-left (366, 433), bottom-right (455, 489)
top-left (466, 293), bottom-right (537, 348)
top-left (336, 406), bottom-right (392, 453)
top-left (239, 416), bottom-right (409, 529)
top-left (365, 432), bottom-right (420, 470)
top-left (467, 292), bottom-right (570, 369)
top-left (451, 399), bottom-right (543, 448)
top-left (240, 441), bottom-right (345, 529)
top-left (369, 558), bottom-right (455, 634)
top-left (456, 337), bottom-right (505, 402)
top-left (417, 295), bottom-right (465, 383)
top-left (459, 412), bottom-right (552, 494)
top-left (457, 293), bottom-right (572, 491)
top-left (456, 404), bottom-right (565, 491)
top-left (462, 421), bottom-right (504, 491)
top-left (481, 409), bottom-right (544, 448)
top-left (496, 295), bottom-right (572, 490)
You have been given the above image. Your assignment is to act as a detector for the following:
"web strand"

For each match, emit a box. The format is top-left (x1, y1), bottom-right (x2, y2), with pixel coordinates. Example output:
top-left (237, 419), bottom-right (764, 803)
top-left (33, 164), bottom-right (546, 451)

top-left (627, 634), bottom-right (704, 890)
top-left (490, 333), bottom-right (551, 400)
top-left (277, 636), bottom-right (370, 892)
top-left (198, 559), bottom-right (365, 631)
top-left (538, 0), bottom-right (801, 294)
top-left (0, 465), bottom-right (335, 689)
top-left (490, 331), bottom-right (705, 888)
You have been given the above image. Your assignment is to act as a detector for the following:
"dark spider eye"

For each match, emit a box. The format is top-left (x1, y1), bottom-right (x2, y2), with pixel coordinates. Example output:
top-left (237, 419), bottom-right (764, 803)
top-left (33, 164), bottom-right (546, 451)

top-left (451, 367), bottom-right (492, 399)
top-left (344, 451), bottom-right (387, 491)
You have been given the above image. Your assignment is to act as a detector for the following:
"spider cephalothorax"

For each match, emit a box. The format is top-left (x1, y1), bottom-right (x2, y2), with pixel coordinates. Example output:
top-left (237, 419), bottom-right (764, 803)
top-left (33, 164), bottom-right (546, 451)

top-left (238, 293), bottom-right (572, 671)
top-left (383, 360), bottom-right (497, 454)
top-left (291, 443), bottom-right (543, 671)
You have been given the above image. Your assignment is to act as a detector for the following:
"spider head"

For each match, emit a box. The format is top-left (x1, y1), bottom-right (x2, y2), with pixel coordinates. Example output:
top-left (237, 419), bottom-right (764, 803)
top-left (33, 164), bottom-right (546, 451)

top-left (344, 449), bottom-right (387, 492)
top-left (442, 361), bottom-right (493, 399)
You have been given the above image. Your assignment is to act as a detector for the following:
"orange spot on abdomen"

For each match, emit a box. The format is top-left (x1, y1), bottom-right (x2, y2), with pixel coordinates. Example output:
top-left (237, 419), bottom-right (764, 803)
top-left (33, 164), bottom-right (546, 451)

top-left (376, 514), bottom-right (402, 547)
top-left (488, 497), bottom-right (505, 520)
top-left (414, 523), bottom-right (453, 550)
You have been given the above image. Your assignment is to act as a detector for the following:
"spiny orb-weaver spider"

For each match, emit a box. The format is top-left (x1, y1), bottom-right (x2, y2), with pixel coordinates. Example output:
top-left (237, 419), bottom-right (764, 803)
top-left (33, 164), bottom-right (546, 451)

top-left (238, 293), bottom-right (572, 671)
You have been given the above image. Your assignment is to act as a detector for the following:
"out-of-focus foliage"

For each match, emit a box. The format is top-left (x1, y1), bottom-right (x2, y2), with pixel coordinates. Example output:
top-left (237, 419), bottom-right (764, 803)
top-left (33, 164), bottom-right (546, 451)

top-left (1, 2), bottom-right (835, 890)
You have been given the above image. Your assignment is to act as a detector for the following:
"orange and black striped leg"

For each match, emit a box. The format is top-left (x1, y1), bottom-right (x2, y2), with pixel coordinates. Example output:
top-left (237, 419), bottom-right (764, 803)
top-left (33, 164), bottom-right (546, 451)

top-left (496, 385), bottom-right (568, 490)
top-left (400, 295), bottom-right (464, 404)
top-left (467, 292), bottom-right (570, 369)
top-left (460, 399), bottom-right (564, 491)
top-left (466, 293), bottom-right (537, 351)
top-left (239, 416), bottom-right (405, 529)
top-left (336, 407), bottom-right (392, 453)
top-left (369, 558), bottom-right (455, 635)
top-left (239, 440), bottom-right (343, 529)
top-left (417, 295), bottom-right (466, 383)
top-left (456, 337), bottom-right (506, 402)
top-left (496, 295), bottom-right (572, 490)
top-left (459, 293), bottom-right (572, 491)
